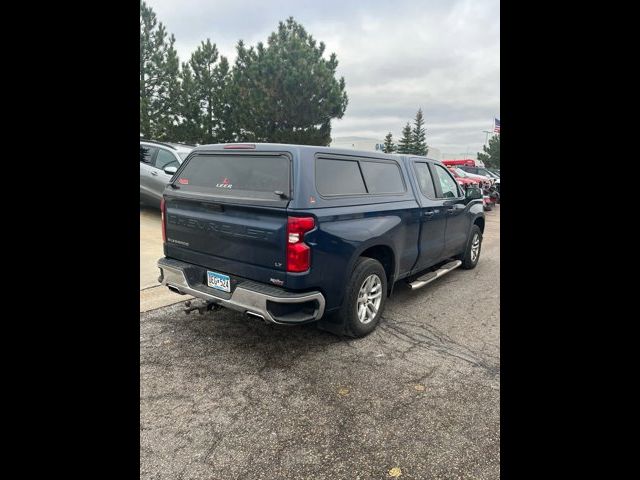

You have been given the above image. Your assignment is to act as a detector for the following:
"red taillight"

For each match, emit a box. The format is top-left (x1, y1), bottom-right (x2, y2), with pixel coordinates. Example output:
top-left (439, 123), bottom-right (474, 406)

top-left (286, 216), bottom-right (315, 273)
top-left (223, 144), bottom-right (256, 149)
top-left (160, 198), bottom-right (167, 243)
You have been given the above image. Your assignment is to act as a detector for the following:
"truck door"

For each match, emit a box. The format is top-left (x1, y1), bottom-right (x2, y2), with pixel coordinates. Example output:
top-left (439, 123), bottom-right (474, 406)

top-left (430, 163), bottom-right (470, 257)
top-left (410, 161), bottom-right (447, 271)
top-left (152, 148), bottom-right (181, 194)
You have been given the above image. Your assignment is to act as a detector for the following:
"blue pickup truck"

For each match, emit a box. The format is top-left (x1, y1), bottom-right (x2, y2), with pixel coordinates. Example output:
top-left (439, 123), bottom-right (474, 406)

top-left (157, 143), bottom-right (485, 337)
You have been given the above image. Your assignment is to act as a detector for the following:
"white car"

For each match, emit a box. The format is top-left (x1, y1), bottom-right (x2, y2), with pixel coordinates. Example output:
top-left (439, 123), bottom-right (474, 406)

top-left (140, 140), bottom-right (193, 208)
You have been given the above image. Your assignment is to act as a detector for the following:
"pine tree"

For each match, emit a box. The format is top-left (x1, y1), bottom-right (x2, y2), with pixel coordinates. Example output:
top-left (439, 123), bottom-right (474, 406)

top-left (477, 134), bottom-right (500, 168)
top-left (214, 57), bottom-right (234, 143)
top-left (396, 123), bottom-right (413, 154)
top-left (382, 132), bottom-right (396, 153)
top-left (188, 39), bottom-right (231, 144)
top-left (140, 1), bottom-right (180, 139)
top-left (230, 17), bottom-right (348, 145)
top-left (412, 108), bottom-right (427, 156)
top-left (176, 63), bottom-right (201, 143)
top-left (154, 36), bottom-right (181, 141)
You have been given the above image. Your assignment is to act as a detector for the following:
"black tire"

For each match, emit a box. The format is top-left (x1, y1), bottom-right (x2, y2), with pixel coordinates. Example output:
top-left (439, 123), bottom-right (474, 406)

top-left (459, 225), bottom-right (483, 269)
top-left (337, 257), bottom-right (388, 338)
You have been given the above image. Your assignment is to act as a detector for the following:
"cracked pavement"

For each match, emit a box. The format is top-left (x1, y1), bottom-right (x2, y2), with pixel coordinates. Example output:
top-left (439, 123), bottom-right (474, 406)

top-left (140, 207), bottom-right (500, 479)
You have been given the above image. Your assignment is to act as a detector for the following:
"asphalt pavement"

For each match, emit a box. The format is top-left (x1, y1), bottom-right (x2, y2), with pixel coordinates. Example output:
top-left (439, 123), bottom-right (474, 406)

top-left (140, 206), bottom-right (500, 479)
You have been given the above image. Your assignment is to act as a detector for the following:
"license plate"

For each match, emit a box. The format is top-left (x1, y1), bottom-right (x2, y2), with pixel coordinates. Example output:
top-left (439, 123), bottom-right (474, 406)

top-left (207, 271), bottom-right (231, 293)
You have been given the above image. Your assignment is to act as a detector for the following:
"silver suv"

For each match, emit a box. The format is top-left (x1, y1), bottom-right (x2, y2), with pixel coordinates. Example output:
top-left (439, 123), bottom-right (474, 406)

top-left (140, 140), bottom-right (193, 208)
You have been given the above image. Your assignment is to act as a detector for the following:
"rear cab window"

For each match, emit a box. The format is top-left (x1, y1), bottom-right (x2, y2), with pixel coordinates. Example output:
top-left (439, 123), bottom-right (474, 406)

top-left (173, 153), bottom-right (291, 204)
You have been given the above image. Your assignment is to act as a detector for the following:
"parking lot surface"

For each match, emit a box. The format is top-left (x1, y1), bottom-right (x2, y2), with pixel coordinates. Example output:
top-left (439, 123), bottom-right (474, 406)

top-left (140, 207), bottom-right (500, 479)
top-left (141, 206), bottom-right (164, 289)
top-left (140, 205), bottom-right (193, 312)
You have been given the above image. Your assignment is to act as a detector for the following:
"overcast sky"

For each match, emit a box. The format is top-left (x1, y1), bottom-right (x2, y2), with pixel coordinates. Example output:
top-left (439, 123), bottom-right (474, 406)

top-left (146, 0), bottom-right (499, 155)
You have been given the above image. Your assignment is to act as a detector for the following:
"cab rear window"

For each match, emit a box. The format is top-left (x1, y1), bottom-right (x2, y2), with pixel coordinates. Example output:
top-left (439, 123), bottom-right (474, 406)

top-left (175, 154), bottom-right (290, 200)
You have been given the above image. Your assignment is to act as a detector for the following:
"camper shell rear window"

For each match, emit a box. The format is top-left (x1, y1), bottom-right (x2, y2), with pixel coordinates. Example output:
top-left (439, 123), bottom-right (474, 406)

top-left (174, 153), bottom-right (291, 202)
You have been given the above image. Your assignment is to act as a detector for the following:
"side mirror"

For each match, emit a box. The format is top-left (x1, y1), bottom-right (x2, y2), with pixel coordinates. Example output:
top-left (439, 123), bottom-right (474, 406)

top-left (466, 187), bottom-right (483, 201)
top-left (164, 166), bottom-right (177, 175)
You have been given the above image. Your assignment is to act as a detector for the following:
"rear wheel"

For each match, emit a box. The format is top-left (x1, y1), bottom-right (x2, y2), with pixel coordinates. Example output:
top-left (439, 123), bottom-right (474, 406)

top-left (338, 257), bottom-right (388, 338)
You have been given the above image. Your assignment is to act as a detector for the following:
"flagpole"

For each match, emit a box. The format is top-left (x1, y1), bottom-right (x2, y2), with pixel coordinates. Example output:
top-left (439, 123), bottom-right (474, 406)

top-left (482, 130), bottom-right (491, 147)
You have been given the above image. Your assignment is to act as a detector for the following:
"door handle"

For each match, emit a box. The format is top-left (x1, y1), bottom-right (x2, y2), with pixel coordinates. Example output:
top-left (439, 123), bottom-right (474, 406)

top-left (422, 210), bottom-right (435, 218)
top-left (151, 171), bottom-right (158, 176)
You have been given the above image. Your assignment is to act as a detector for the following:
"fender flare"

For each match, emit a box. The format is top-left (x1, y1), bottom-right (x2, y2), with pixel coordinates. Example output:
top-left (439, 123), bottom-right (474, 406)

top-left (343, 239), bottom-right (399, 291)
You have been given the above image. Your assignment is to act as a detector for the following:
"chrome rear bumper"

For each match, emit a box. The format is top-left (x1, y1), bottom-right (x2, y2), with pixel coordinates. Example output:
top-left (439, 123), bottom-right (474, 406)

top-left (157, 258), bottom-right (325, 324)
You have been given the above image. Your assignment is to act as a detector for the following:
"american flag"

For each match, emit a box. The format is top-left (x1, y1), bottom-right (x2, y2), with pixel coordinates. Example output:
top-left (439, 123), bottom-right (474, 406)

top-left (494, 118), bottom-right (500, 133)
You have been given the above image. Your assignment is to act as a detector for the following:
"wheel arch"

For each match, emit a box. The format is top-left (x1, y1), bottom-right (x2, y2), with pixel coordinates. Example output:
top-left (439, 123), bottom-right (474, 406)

top-left (347, 241), bottom-right (398, 294)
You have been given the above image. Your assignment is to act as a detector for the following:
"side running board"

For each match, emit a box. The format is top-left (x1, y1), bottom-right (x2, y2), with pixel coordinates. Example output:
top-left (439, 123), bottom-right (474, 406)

top-left (407, 260), bottom-right (462, 290)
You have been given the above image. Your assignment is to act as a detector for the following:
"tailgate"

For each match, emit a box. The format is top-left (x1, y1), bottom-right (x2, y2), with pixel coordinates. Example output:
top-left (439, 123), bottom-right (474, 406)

top-left (164, 198), bottom-right (287, 272)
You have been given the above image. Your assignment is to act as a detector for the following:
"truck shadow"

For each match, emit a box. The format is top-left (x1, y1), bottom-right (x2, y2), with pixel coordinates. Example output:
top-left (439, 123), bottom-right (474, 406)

top-left (149, 282), bottom-right (498, 378)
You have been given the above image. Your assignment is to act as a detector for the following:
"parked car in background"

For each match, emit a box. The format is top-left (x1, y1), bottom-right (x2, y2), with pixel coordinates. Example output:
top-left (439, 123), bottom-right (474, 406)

top-left (443, 160), bottom-right (491, 181)
top-left (442, 160), bottom-right (499, 207)
top-left (449, 167), bottom-right (498, 209)
top-left (457, 165), bottom-right (500, 193)
top-left (447, 166), bottom-right (480, 190)
top-left (449, 167), bottom-right (493, 189)
top-left (442, 160), bottom-right (495, 177)
top-left (140, 139), bottom-right (194, 208)
top-left (460, 165), bottom-right (495, 177)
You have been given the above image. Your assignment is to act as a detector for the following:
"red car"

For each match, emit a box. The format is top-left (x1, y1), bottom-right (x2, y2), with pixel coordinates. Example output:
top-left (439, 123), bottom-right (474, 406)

top-left (446, 166), bottom-right (495, 211)
top-left (442, 159), bottom-right (477, 168)
top-left (447, 166), bottom-right (479, 189)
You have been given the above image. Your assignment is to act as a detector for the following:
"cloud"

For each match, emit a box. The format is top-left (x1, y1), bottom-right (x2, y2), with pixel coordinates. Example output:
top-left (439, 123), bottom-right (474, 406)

top-left (146, 0), bottom-right (499, 154)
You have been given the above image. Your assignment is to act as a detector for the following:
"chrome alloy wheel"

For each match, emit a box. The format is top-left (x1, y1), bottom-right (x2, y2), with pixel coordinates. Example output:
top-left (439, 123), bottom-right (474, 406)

top-left (471, 233), bottom-right (481, 262)
top-left (357, 274), bottom-right (382, 324)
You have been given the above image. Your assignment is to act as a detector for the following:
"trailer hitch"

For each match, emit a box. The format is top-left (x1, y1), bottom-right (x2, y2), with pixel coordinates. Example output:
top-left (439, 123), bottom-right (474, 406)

top-left (183, 300), bottom-right (221, 315)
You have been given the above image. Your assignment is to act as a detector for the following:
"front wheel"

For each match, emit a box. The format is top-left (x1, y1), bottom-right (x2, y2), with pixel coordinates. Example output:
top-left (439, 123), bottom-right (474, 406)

top-left (459, 225), bottom-right (483, 269)
top-left (337, 257), bottom-right (388, 338)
